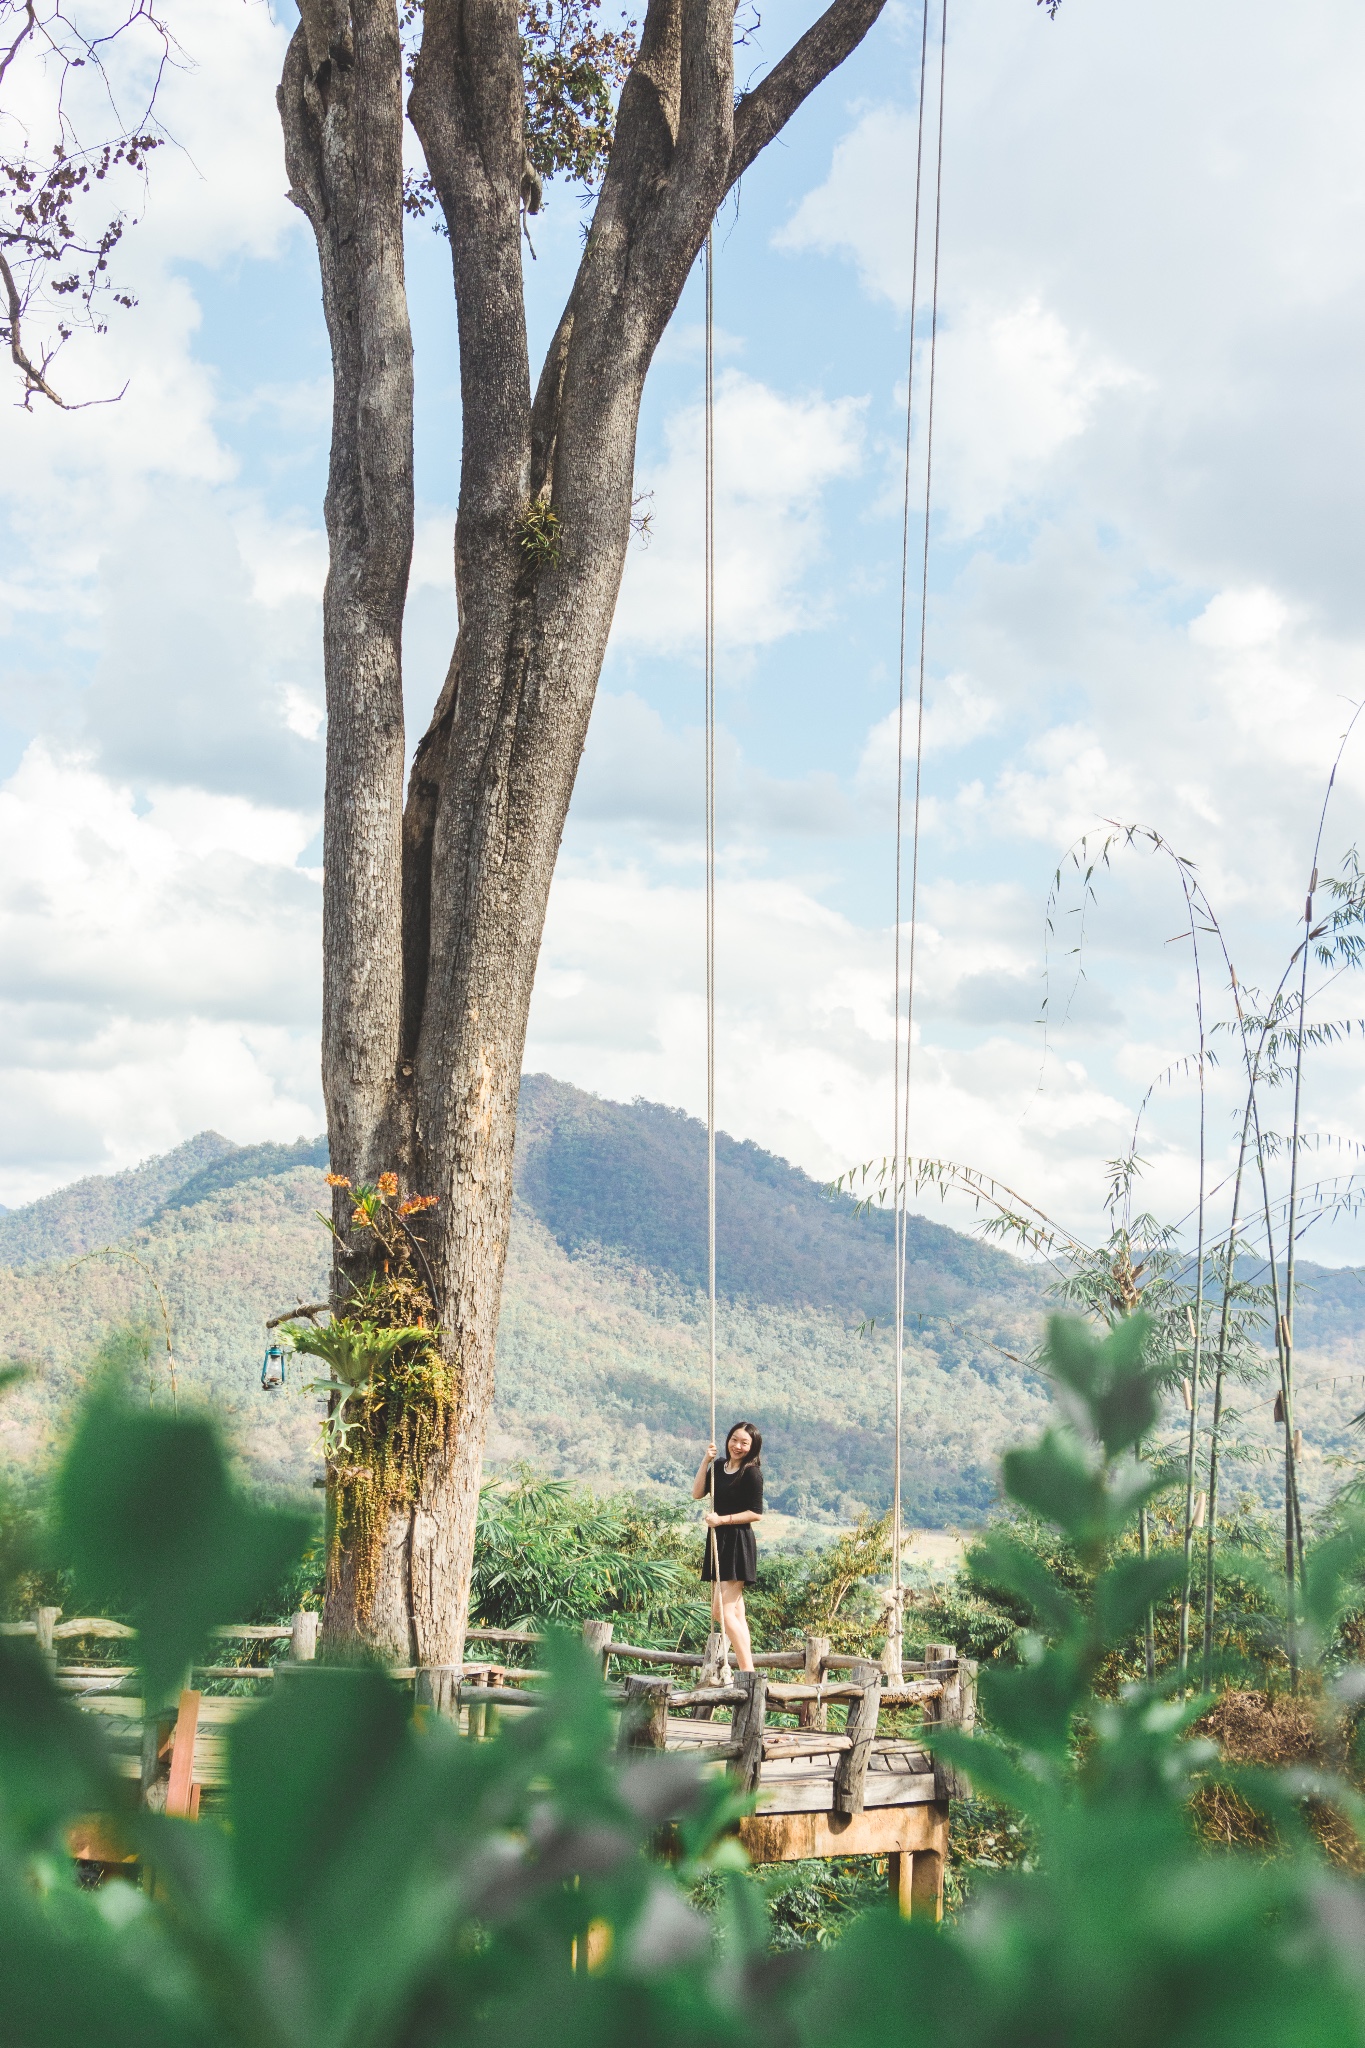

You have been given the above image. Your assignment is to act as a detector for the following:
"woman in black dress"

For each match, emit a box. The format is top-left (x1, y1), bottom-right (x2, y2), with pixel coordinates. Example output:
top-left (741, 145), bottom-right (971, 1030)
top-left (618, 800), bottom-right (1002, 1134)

top-left (692, 1422), bottom-right (764, 1671)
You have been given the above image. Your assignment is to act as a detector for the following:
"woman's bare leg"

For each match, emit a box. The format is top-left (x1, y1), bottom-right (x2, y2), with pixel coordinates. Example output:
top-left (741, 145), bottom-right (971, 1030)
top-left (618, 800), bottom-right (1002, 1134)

top-left (720, 1583), bottom-right (754, 1671)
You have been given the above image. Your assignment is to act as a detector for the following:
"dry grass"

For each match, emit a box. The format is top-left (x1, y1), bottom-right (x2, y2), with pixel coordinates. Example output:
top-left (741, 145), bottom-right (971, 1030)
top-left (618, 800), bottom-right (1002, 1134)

top-left (1190, 1687), bottom-right (1365, 1872)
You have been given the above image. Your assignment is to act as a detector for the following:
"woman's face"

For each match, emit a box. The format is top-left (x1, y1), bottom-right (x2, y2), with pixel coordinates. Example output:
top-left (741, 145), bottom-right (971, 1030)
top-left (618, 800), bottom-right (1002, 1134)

top-left (727, 1427), bottom-right (753, 1463)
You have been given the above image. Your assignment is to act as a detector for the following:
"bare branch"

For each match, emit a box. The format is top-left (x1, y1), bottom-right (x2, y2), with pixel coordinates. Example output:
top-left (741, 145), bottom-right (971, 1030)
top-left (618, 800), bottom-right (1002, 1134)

top-left (0, 241), bottom-right (68, 405)
top-left (729, 0), bottom-right (889, 189)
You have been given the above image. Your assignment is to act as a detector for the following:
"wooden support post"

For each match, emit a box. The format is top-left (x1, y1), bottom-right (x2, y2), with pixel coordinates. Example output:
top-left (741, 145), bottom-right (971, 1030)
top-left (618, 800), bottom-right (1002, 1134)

top-left (415, 1666), bottom-right (460, 1721)
top-left (487, 1667), bottom-right (504, 1738)
top-left (618, 1675), bottom-right (671, 1752)
top-left (799, 1635), bottom-right (829, 1731)
top-left (35, 1606), bottom-right (59, 1667)
top-left (922, 1643), bottom-right (973, 1800)
top-left (582, 1618), bottom-right (614, 1677)
top-left (289, 1610), bottom-right (319, 1663)
top-left (165, 1690), bottom-right (201, 1819)
top-left (732, 1671), bottom-right (768, 1791)
top-left (140, 1712), bottom-right (166, 1809)
top-left (833, 1661), bottom-right (882, 1816)
top-left (911, 1848), bottom-right (945, 1920)
top-left (888, 1850), bottom-right (913, 1918)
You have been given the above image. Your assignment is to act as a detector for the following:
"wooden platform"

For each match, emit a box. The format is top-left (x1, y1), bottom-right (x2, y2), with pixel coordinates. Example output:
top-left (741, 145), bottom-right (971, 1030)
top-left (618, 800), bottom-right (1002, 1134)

top-left (32, 1608), bottom-right (970, 1919)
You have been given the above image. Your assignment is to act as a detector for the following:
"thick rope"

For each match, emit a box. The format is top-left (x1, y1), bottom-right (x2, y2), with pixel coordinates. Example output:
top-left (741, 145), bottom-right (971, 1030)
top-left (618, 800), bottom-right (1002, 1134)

top-left (890, 0), bottom-right (949, 1675)
top-left (704, 227), bottom-right (728, 1660)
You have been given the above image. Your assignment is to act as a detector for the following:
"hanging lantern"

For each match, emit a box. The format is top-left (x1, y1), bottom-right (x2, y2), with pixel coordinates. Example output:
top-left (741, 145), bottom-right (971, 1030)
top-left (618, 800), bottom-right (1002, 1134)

top-left (261, 1343), bottom-right (287, 1392)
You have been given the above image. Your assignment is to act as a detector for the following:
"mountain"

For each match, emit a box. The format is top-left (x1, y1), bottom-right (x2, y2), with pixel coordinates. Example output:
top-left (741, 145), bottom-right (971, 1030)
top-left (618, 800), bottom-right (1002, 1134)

top-left (0, 1132), bottom-right (239, 1267)
top-left (1, 1077), bottom-right (1363, 1524)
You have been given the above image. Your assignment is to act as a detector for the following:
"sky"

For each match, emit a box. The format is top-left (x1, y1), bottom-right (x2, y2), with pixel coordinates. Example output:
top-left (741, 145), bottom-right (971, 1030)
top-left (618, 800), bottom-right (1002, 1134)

top-left (4, 0), bottom-right (1365, 1271)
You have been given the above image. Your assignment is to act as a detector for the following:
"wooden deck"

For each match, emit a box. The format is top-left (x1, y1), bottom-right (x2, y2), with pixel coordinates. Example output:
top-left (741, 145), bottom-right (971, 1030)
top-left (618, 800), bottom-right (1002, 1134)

top-left (23, 1609), bottom-right (971, 1916)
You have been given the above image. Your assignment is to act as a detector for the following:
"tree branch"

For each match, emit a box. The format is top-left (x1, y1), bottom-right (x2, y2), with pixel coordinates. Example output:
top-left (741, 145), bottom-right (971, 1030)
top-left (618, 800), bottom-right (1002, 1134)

top-left (0, 244), bottom-right (69, 407)
top-left (409, 0), bottom-right (532, 546)
top-left (729, 0), bottom-right (890, 188)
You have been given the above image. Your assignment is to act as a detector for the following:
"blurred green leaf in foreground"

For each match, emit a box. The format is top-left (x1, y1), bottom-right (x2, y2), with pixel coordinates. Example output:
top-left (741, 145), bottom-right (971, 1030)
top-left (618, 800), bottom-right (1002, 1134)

top-left (4, 1319), bottom-right (1365, 2047)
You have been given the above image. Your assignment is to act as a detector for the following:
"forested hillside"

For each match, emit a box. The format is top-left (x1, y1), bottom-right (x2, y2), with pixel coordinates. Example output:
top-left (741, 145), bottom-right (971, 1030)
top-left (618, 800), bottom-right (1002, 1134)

top-left (2, 1076), bottom-right (1364, 1522)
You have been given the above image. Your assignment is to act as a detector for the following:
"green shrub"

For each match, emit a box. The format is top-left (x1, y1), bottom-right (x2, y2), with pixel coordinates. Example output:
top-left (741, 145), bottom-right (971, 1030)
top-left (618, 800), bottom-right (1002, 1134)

top-left (4, 1317), bottom-right (1365, 2046)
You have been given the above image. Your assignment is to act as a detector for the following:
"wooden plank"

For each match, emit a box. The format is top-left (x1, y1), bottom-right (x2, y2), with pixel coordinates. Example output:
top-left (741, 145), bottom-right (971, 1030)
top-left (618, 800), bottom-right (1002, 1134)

top-left (465, 1628), bottom-right (543, 1644)
top-left (165, 1691), bottom-right (201, 1818)
top-left (52, 1618), bottom-right (136, 1641)
top-left (740, 1800), bottom-right (947, 1864)
top-left (610, 1644), bottom-right (703, 1668)
top-left (668, 1685), bottom-right (747, 1709)
top-left (753, 1769), bottom-right (941, 1814)
top-left (761, 1733), bottom-right (853, 1758)
top-left (833, 1664), bottom-right (882, 1817)
top-left (212, 1625), bottom-right (292, 1641)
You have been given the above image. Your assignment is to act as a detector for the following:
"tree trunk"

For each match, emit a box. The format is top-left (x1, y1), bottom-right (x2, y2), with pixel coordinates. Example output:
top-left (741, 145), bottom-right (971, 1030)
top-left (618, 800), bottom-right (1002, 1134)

top-left (281, 0), bottom-right (892, 1665)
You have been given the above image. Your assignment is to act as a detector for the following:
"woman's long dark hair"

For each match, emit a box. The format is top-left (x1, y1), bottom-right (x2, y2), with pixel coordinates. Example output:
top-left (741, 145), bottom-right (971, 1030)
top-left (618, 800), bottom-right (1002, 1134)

top-left (724, 1421), bottom-right (762, 1472)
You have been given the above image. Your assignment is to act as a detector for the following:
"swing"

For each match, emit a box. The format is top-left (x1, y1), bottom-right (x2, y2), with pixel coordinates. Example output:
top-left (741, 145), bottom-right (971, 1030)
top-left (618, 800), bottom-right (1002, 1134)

top-left (698, 0), bottom-right (946, 1685)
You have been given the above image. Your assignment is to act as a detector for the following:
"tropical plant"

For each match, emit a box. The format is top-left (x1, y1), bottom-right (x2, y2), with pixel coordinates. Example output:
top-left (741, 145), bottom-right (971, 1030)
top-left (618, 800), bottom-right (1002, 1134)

top-left (471, 1471), bottom-right (698, 1635)
top-left (283, 1317), bottom-right (433, 1459)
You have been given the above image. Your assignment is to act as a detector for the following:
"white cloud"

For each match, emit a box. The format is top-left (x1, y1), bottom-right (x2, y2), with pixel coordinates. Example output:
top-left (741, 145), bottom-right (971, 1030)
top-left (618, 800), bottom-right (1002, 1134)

top-left (0, 741), bottom-right (321, 1202)
top-left (612, 371), bottom-right (866, 653)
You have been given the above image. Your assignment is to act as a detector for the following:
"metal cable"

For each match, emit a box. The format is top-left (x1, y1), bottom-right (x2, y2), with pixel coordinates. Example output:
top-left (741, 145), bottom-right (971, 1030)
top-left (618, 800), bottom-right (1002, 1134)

top-left (890, 0), bottom-right (949, 1672)
top-left (704, 228), bottom-right (727, 1656)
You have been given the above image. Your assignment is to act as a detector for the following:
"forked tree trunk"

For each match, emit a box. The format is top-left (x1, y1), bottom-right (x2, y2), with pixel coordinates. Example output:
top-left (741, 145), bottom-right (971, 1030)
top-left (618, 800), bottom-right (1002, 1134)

top-left (279, 0), bottom-right (891, 1664)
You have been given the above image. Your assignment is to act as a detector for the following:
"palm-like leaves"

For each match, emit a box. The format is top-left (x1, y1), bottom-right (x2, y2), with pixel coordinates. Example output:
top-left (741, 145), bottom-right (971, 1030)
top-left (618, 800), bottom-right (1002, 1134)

top-left (282, 1319), bottom-right (432, 1458)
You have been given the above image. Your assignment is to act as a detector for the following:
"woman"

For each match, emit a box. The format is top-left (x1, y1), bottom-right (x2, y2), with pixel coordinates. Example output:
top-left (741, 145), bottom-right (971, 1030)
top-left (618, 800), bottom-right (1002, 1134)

top-left (692, 1422), bottom-right (764, 1671)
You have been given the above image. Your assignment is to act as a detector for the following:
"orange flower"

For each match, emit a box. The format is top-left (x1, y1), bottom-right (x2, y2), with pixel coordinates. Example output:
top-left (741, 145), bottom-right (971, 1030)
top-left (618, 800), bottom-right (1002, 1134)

top-left (377, 1171), bottom-right (399, 1197)
top-left (324, 1172), bottom-right (352, 1189)
top-left (399, 1194), bottom-right (439, 1215)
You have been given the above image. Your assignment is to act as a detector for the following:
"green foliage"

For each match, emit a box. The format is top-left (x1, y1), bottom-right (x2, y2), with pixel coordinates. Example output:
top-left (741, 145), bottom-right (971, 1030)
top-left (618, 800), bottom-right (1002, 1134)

top-left (284, 1318), bottom-right (432, 1459)
top-left (50, 1373), bottom-right (310, 1706)
top-left (517, 496), bottom-right (563, 567)
top-left (7, 1314), bottom-right (1365, 2046)
top-left (472, 1472), bottom-right (699, 1634)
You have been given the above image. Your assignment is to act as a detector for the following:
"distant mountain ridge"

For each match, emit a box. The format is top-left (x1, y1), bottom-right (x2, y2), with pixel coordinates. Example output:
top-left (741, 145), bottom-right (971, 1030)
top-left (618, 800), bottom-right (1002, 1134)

top-left (2, 1077), bottom-right (1364, 1522)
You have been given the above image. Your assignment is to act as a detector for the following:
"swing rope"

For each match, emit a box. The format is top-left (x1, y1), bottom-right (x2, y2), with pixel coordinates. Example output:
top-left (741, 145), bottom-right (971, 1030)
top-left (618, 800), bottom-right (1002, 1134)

top-left (890, 0), bottom-right (949, 1677)
top-left (704, 226), bottom-right (728, 1664)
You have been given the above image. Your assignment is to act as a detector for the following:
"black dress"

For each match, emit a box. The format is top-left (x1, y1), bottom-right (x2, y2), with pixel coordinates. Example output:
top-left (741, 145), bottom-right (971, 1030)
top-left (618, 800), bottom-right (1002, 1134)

top-left (699, 1459), bottom-right (763, 1584)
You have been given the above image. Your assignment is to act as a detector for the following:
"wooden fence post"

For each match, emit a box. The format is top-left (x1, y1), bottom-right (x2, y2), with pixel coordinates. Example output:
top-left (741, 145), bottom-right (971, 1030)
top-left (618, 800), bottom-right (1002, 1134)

top-left (799, 1635), bottom-right (829, 1732)
top-left (692, 1630), bottom-right (730, 1720)
top-left (731, 1671), bottom-right (768, 1790)
top-left (582, 1618), bottom-right (614, 1677)
top-left (922, 1643), bottom-right (973, 1800)
top-left (35, 1607), bottom-right (59, 1668)
top-left (289, 1610), bottom-right (319, 1663)
top-left (618, 1675), bottom-right (671, 1753)
top-left (833, 1661), bottom-right (882, 1816)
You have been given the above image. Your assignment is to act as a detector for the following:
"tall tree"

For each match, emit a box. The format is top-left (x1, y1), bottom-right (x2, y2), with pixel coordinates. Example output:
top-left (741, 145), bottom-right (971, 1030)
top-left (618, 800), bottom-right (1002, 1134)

top-left (279, 0), bottom-right (892, 1660)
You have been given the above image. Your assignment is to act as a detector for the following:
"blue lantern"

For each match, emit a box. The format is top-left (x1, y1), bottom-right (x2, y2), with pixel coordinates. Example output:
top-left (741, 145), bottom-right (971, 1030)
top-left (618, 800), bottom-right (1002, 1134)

top-left (261, 1343), bottom-right (287, 1391)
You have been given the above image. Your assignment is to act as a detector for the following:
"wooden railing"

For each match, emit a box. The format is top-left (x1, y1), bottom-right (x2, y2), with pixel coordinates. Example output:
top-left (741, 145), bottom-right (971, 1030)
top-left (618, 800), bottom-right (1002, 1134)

top-left (12, 1606), bottom-right (975, 1822)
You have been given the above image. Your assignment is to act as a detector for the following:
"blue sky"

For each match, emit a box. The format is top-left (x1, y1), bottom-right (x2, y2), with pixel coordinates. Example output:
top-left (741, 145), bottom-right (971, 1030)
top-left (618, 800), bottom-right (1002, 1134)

top-left (4, 0), bottom-right (1365, 1273)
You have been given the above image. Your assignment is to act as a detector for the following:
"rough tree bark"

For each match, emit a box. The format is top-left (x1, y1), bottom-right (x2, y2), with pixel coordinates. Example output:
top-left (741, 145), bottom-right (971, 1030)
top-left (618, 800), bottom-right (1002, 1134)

top-left (278, 0), bottom-right (892, 1663)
